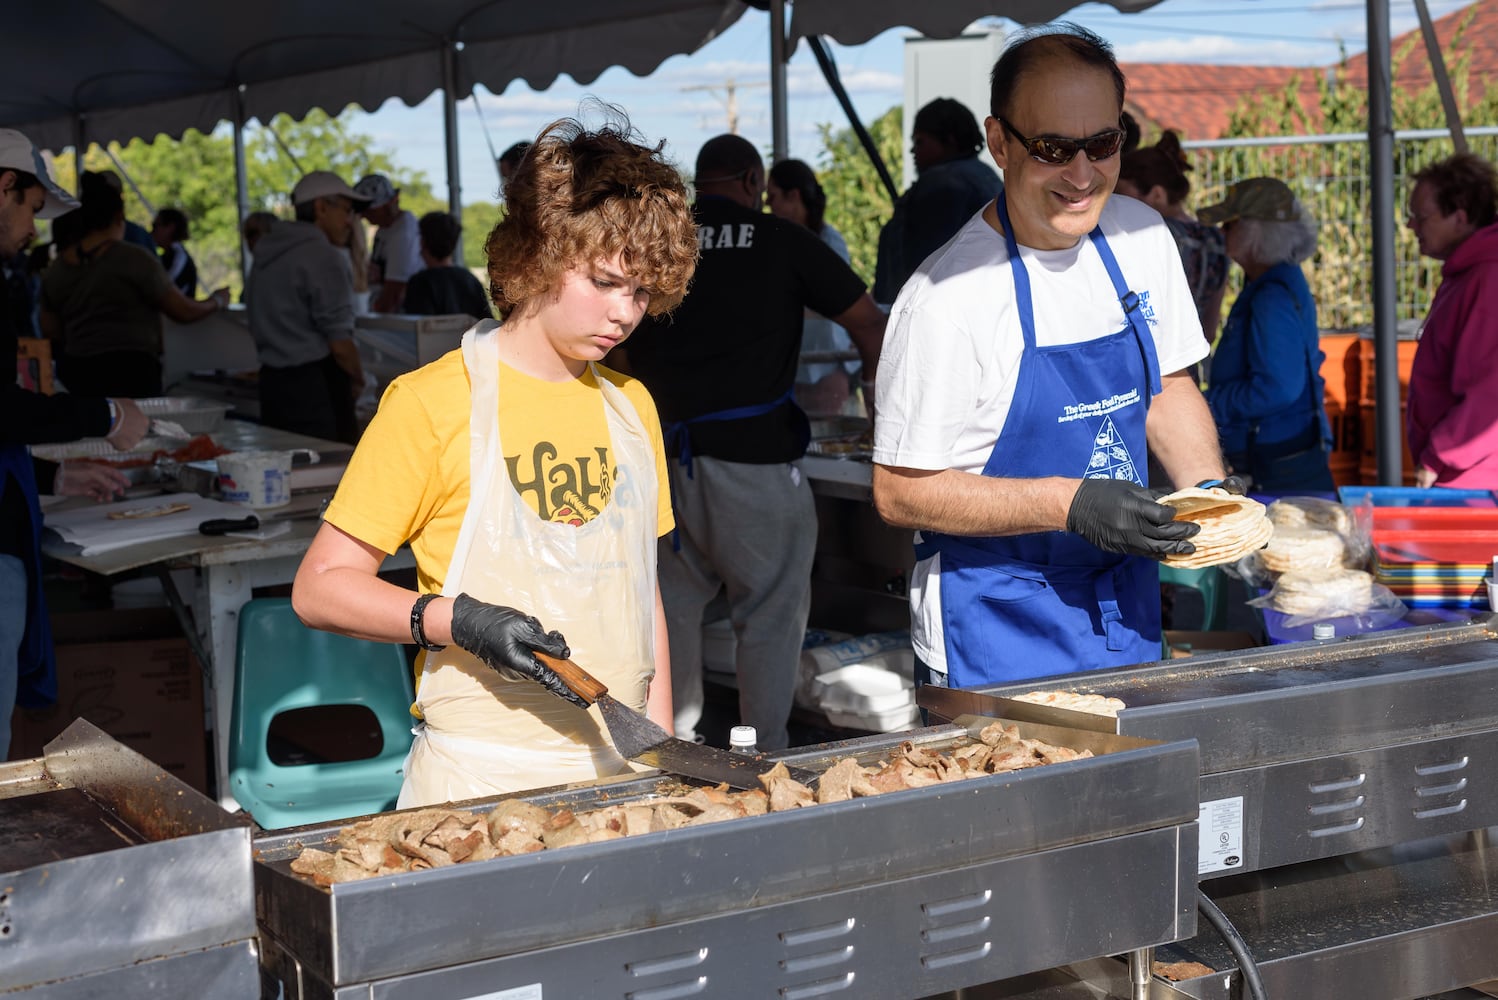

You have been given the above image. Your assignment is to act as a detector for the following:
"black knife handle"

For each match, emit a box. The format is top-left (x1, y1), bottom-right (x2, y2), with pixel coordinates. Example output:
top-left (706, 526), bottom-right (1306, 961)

top-left (199, 515), bottom-right (259, 536)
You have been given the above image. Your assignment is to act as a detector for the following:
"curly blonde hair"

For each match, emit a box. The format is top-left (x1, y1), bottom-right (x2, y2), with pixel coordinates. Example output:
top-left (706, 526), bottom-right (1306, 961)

top-left (485, 117), bottom-right (697, 316)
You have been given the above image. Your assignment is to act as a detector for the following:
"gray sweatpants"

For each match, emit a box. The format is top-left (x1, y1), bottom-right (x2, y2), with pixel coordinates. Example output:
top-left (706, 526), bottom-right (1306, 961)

top-left (660, 456), bottom-right (816, 750)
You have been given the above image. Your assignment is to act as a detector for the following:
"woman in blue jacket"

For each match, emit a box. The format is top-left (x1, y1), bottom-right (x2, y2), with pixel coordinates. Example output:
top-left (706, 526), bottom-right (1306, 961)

top-left (1199, 178), bottom-right (1333, 493)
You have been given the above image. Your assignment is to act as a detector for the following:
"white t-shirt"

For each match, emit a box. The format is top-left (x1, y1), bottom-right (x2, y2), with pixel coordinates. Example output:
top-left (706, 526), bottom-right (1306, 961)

top-left (370, 209), bottom-right (423, 303)
top-left (872, 196), bottom-right (1209, 675)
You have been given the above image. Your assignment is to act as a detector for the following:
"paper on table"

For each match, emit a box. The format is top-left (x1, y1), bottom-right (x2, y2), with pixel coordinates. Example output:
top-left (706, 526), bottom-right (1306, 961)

top-left (226, 520), bottom-right (293, 541)
top-left (44, 492), bottom-right (254, 555)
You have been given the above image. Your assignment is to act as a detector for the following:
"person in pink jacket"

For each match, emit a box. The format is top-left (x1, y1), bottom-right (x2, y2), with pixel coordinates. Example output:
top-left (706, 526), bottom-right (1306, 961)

top-left (1406, 152), bottom-right (1498, 489)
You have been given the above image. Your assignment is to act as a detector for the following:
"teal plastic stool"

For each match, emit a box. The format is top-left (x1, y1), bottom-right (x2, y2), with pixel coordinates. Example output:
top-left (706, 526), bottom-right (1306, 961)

top-left (229, 597), bottom-right (415, 829)
top-left (1158, 563), bottom-right (1229, 632)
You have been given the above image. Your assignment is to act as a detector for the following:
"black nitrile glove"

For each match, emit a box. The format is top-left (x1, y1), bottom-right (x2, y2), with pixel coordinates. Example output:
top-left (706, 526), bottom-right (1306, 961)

top-left (448, 594), bottom-right (587, 708)
top-left (1067, 479), bottom-right (1200, 559)
top-left (1195, 476), bottom-right (1249, 495)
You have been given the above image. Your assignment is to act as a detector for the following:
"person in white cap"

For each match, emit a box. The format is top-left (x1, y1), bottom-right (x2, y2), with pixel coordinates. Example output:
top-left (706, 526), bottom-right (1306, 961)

top-left (1, 128), bottom-right (148, 758)
top-left (244, 170), bottom-right (370, 444)
top-left (354, 173), bottom-right (421, 313)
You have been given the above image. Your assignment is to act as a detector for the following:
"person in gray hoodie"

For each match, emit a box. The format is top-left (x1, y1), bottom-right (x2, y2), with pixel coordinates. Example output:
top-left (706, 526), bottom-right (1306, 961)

top-left (245, 171), bottom-right (370, 444)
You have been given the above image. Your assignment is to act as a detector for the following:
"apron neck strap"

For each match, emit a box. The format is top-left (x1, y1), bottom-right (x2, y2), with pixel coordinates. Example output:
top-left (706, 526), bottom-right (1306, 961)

top-left (1087, 227), bottom-right (1163, 398)
top-left (996, 193), bottom-right (1039, 353)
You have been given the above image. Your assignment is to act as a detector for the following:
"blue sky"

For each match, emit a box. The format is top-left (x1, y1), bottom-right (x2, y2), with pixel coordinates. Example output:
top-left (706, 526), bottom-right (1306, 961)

top-left (345, 0), bottom-right (1476, 205)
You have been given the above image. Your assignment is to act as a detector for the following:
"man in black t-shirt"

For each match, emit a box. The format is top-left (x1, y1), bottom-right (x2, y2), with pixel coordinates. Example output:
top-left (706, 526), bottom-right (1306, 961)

top-left (622, 134), bottom-right (886, 750)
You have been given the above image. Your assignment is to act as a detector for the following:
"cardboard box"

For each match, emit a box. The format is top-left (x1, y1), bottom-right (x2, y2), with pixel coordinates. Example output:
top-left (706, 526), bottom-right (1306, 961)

top-left (16, 336), bottom-right (53, 394)
top-left (1164, 630), bottom-right (1261, 659)
top-left (9, 608), bottom-right (208, 792)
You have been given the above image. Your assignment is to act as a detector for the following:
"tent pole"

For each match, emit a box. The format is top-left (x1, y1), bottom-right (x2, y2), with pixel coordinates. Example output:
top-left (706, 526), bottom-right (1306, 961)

top-left (769, 0), bottom-right (789, 163)
top-left (233, 86), bottom-right (251, 286)
top-left (441, 41), bottom-right (463, 252)
top-left (1412, 0), bottom-right (1467, 152)
top-left (1367, 0), bottom-right (1400, 486)
top-left (808, 36), bottom-right (897, 202)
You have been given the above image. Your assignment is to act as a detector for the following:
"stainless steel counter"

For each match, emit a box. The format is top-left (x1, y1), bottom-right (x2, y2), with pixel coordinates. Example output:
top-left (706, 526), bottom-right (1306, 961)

top-left (974, 618), bottom-right (1498, 877)
top-left (967, 619), bottom-right (1498, 999)
top-left (1157, 830), bottom-right (1498, 999)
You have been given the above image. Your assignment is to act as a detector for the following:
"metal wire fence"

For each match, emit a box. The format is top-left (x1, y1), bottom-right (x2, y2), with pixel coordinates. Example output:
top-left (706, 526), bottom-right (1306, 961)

top-left (1182, 125), bottom-right (1498, 330)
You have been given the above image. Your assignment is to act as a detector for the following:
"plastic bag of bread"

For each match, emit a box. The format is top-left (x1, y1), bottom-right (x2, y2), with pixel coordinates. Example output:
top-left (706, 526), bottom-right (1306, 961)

top-left (1264, 496), bottom-right (1370, 568)
top-left (1247, 568), bottom-right (1407, 630)
top-left (1230, 497), bottom-right (1370, 587)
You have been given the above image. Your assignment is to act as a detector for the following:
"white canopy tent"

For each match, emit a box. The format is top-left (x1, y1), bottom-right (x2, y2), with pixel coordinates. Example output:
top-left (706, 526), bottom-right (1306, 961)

top-left (0, 0), bottom-right (1422, 483)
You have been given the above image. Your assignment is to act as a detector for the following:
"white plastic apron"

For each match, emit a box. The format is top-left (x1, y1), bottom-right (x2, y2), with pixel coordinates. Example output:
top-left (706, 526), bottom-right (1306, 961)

top-left (398, 320), bottom-right (659, 807)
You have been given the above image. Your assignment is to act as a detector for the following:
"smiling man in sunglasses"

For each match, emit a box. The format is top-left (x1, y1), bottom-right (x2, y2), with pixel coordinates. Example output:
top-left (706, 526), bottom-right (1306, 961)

top-left (871, 24), bottom-right (1229, 691)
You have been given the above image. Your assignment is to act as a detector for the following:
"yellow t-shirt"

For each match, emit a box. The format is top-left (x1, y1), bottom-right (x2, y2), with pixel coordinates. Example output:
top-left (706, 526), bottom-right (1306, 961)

top-left (325, 349), bottom-right (673, 593)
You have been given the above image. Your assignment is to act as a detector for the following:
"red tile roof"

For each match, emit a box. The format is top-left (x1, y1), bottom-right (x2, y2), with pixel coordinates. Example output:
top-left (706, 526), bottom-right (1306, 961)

top-left (1343, 0), bottom-right (1498, 94)
top-left (1120, 0), bottom-right (1497, 140)
top-left (1121, 64), bottom-right (1311, 140)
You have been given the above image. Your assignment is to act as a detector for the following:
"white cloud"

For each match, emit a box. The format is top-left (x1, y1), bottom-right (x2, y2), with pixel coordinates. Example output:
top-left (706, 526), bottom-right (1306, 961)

top-left (1115, 35), bottom-right (1333, 66)
top-left (472, 90), bottom-right (588, 115)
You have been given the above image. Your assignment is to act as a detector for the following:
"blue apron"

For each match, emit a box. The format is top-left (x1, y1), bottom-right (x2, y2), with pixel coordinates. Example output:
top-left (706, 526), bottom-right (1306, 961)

top-left (1, 445), bottom-right (57, 708)
top-left (917, 194), bottom-right (1164, 688)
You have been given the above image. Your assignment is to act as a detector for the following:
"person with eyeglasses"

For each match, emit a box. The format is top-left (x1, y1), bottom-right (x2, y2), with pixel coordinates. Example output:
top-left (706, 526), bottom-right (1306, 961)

top-left (871, 24), bottom-right (1229, 691)
top-left (244, 171), bottom-right (371, 444)
top-left (1404, 152), bottom-right (1498, 490)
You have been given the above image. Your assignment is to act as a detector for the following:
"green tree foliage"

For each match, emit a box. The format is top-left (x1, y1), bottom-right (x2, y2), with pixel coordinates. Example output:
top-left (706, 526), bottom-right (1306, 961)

top-left (812, 106), bottom-right (904, 285)
top-left (461, 201), bottom-right (503, 271)
top-left (1209, 6), bottom-right (1498, 328)
top-left (49, 108), bottom-right (447, 297)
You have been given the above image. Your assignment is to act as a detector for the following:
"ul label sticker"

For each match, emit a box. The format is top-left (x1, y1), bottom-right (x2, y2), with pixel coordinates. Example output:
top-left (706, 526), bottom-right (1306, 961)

top-left (1198, 796), bottom-right (1244, 874)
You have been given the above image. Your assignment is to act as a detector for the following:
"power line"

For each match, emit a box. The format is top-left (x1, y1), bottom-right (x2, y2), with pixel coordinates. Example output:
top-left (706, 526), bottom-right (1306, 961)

top-left (682, 78), bottom-right (769, 134)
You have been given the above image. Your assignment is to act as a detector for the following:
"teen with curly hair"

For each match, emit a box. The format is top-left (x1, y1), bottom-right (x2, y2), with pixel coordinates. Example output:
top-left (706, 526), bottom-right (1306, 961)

top-left (293, 117), bottom-right (698, 805)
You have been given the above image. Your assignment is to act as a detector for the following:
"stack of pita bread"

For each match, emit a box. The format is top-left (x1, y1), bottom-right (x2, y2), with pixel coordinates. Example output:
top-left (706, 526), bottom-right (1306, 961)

top-left (1271, 569), bottom-right (1375, 617)
top-left (1267, 497), bottom-right (1355, 534)
top-left (1258, 526), bottom-right (1351, 575)
top-left (1157, 487), bottom-right (1273, 568)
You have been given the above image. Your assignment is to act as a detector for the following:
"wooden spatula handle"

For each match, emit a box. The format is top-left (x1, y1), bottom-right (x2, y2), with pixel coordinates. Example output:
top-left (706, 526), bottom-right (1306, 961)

top-left (534, 651), bottom-right (609, 704)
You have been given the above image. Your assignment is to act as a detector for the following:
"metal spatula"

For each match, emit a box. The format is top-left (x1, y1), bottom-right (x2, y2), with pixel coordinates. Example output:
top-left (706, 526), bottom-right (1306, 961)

top-left (536, 652), bottom-right (819, 790)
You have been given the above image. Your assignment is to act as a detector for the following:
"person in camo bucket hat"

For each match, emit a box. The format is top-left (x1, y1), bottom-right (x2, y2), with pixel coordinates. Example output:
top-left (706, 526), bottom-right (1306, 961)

top-left (1198, 177), bottom-right (1302, 225)
top-left (1201, 176), bottom-right (1333, 492)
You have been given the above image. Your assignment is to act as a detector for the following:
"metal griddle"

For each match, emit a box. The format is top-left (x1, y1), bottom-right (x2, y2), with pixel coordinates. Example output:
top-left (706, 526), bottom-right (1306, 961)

top-left (0, 720), bottom-right (259, 998)
top-left (0, 787), bottom-right (139, 870)
top-left (961, 617), bottom-right (1498, 876)
top-left (254, 717), bottom-right (1202, 1000)
top-left (958, 616), bottom-right (1498, 1000)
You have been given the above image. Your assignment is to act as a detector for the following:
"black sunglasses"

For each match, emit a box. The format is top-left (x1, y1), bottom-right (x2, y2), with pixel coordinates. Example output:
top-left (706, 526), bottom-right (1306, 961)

top-left (997, 117), bottom-right (1126, 165)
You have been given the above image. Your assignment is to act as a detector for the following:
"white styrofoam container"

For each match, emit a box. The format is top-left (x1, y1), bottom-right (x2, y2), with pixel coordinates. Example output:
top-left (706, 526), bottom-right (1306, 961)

top-left (31, 436), bottom-right (174, 462)
top-left (824, 703), bottom-right (922, 733)
top-left (812, 664), bottom-right (914, 715)
top-left (136, 396), bottom-right (229, 433)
